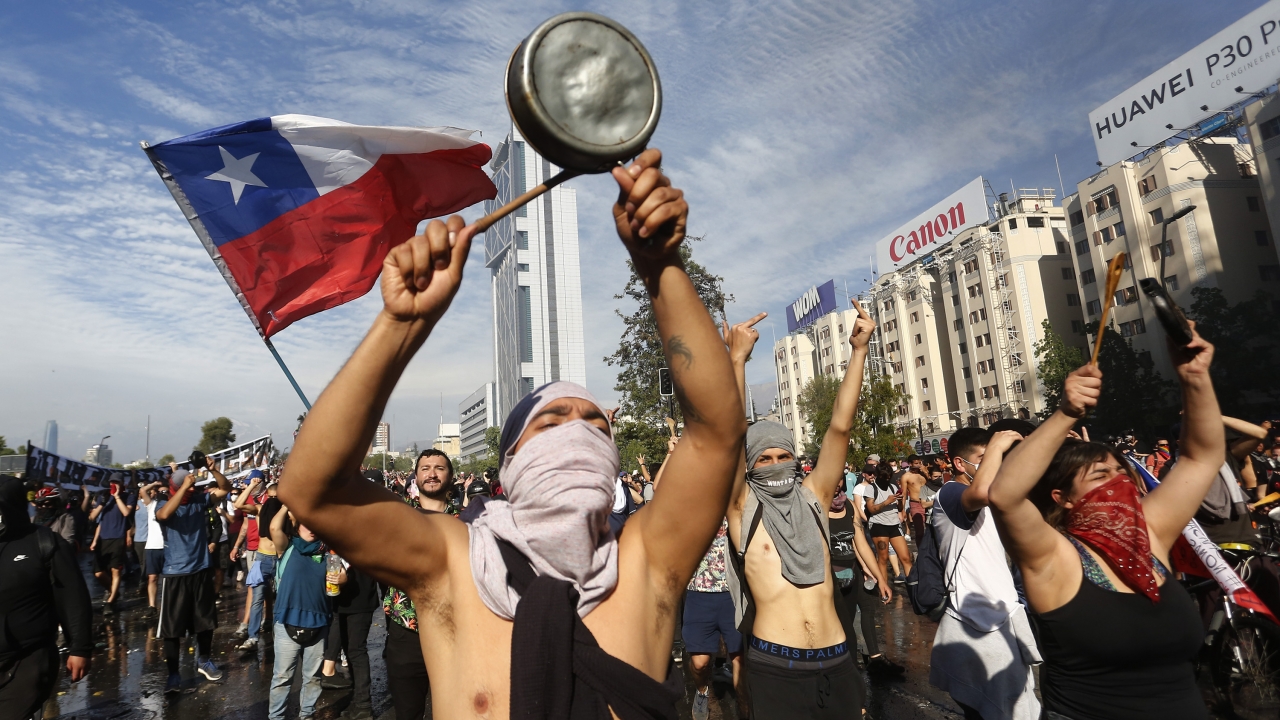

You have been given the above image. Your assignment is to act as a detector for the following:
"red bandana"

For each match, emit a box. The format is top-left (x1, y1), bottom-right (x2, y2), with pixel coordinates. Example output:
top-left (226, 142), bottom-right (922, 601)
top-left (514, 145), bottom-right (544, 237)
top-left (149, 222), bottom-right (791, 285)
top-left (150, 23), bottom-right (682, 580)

top-left (1067, 475), bottom-right (1161, 602)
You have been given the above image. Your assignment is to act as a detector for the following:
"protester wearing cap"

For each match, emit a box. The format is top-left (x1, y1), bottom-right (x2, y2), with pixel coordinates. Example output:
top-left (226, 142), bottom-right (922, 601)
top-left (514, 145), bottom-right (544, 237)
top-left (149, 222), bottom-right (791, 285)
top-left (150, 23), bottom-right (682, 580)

top-left (280, 151), bottom-right (745, 718)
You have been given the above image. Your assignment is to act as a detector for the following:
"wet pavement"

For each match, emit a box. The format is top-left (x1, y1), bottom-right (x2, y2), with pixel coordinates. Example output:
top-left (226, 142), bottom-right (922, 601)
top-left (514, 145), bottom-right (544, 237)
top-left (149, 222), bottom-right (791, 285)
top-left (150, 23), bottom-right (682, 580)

top-left (37, 557), bottom-right (1221, 720)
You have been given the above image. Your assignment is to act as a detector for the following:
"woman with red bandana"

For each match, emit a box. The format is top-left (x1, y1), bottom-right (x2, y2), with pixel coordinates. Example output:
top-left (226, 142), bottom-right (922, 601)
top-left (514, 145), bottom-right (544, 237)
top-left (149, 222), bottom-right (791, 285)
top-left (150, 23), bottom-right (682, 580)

top-left (987, 323), bottom-right (1221, 720)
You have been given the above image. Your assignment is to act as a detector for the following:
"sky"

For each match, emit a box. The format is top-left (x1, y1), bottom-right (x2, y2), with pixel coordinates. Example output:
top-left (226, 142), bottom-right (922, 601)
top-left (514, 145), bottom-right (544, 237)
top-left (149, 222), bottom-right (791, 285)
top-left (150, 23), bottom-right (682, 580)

top-left (0, 0), bottom-right (1265, 464)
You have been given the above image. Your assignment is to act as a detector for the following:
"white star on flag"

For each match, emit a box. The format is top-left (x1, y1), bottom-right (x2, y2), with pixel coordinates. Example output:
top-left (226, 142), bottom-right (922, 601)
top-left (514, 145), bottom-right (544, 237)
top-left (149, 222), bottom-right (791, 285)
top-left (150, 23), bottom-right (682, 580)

top-left (205, 146), bottom-right (267, 204)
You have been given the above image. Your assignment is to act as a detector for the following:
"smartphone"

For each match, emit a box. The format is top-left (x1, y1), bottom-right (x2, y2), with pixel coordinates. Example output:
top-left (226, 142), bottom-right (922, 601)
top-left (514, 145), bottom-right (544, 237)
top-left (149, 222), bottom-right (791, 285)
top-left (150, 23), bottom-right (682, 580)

top-left (1138, 279), bottom-right (1193, 345)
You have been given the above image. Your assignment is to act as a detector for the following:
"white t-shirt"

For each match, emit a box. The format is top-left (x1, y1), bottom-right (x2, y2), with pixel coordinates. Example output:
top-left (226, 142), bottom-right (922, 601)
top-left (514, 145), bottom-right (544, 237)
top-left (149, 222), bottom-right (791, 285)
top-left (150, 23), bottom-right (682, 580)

top-left (933, 481), bottom-right (1020, 632)
top-left (144, 498), bottom-right (165, 550)
top-left (855, 481), bottom-right (900, 526)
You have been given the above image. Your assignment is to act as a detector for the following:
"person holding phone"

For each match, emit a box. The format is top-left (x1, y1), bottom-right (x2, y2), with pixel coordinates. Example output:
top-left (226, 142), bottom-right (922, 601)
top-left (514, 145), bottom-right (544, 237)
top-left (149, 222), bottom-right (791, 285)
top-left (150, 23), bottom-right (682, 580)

top-left (89, 479), bottom-right (132, 614)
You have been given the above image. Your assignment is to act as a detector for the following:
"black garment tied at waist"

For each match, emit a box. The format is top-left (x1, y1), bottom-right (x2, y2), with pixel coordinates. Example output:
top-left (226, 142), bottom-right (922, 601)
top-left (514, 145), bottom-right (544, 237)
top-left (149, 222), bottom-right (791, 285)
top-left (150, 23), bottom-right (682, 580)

top-left (497, 540), bottom-right (681, 720)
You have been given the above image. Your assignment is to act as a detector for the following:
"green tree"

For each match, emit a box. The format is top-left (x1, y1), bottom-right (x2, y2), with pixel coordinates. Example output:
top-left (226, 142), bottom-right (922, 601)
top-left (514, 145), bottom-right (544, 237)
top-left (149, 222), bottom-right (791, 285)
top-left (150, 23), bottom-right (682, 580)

top-left (603, 237), bottom-right (731, 463)
top-left (1187, 287), bottom-right (1280, 416)
top-left (457, 426), bottom-right (503, 477)
top-left (196, 417), bottom-right (236, 454)
top-left (158, 453), bottom-right (175, 465)
top-left (849, 372), bottom-right (915, 466)
top-left (796, 374), bottom-right (840, 458)
top-left (1033, 319), bottom-right (1085, 419)
top-left (1086, 322), bottom-right (1174, 440)
top-left (0, 436), bottom-right (17, 456)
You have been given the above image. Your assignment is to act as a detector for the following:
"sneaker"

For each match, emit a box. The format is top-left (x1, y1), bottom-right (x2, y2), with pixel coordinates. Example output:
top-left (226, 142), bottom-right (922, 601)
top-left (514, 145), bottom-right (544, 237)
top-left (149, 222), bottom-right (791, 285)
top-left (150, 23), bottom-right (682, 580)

top-left (233, 624), bottom-right (248, 642)
top-left (691, 688), bottom-right (710, 720)
top-left (236, 637), bottom-right (258, 652)
top-left (866, 654), bottom-right (906, 677)
top-left (338, 706), bottom-right (374, 720)
top-left (320, 673), bottom-right (352, 690)
top-left (196, 658), bottom-right (223, 682)
top-left (892, 575), bottom-right (905, 584)
top-left (165, 672), bottom-right (182, 694)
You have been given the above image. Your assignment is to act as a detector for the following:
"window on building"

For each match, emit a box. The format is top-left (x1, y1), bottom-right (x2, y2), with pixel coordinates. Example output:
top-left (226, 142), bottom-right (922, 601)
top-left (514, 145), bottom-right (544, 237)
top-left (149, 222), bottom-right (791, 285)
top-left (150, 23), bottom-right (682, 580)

top-left (1163, 275), bottom-right (1179, 291)
top-left (1138, 176), bottom-right (1158, 195)
top-left (921, 377), bottom-right (929, 389)
top-left (923, 400), bottom-right (932, 411)
top-left (1260, 115), bottom-right (1280, 141)
top-left (975, 334), bottom-right (985, 348)
top-left (915, 355), bottom-right (925, 367)
top-left (1062, 267), bottom-right (1075, 280)
top-left (1149, 241), bottom-right (1175, 262)
top-left (915, 334), bottom-right (922, 345)
top-left (1101, 227), bottom-right (1113, 244)
top-left (1115, 286), bottom-right (1138, 305)
top-left (966, 390), bottom-right (975, 403)
top-left (517, 230), bottom-right (529, 250)
top-left (947, 271), bottom-right (957, 283)
top-left (991, 385), bottom-right (1000, 398)
top-left (1248, 196), bottom-right (1261, 212)
top-left (1011, 352), bottom-right (1024, 367)
top-left (523, 377), bottom-right (535, 394)
top-left (996, 273), bottom-right (1009, 288)
top-left (1076, 239), bottom-right (1089, 256)
top-left (959, 342), bottom-right (968, 354)
top-left (1071, 320), bottom-right (1084, 334)
top-left (1150, 208), bottom-right (1164, 225)
top-left (980, 386), bottom-right (991, 399)
top-left (1081, 268), bottom-right (1096, 285)
top-left (908, 290), bottom-right (918, 301)
top-left (1028, 217), bottom-right (1045, 228)
top-left (968, 284), bottom-right (982, 298)
top-left (1070, 210), bottom-right (1085, 226)
top-left (1014, 379), bottom-right (1027, 394)
top-left (952, 294), bottom-right (960, 306)
top-left (969, 310), bottom-right (978, 323)
top-left (962, 366), bottom-right (971, 378)
top-left (984, 333), bottom-right (992, 346)
top-left (1261, 265), bottom-right (1280, 282)
top-left (954, 318), bottom-right (963, 331)
top-left (1067, 293), bottom-right (1080, 307)
top-left (910, 312), bottom-right (919, 322)
top-left (517, 263), bottom-right (530, 272)
top-left (1113, 221), bottom-right (1126, 237)
top-left (1257, 230), bottom-right (1270, 246)
top-left (1057, 240), bottom-right (1069, 254)
top-left (883, 300), bottom-right (893, 311)
top-left (1008, 218), bottom-right (1019, 230)
top-left (1086, 299), bottom-right (1101, 316)
top-left (519, 286), bottom-right (534, 362)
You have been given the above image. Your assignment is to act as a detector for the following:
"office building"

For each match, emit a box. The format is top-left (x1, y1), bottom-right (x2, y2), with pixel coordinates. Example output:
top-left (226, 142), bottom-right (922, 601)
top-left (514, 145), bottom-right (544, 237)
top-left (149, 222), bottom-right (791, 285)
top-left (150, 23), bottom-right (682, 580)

top-left (1065, 137), bottom-right (1277, 380)
top-left (865, 187), bottom-right (1083, 446)
top-left (433, 423), bottom-right (461, 460)
top-left (484, 126), bottom-right (587, 425)
top-left (458, 382), bottom-right (497, 462)
top-left (43, 420), bottom-right (57, 454)
top-left (85, 443), bottom-right (112, 466)
top-left (773, 307), bottom-right (866, 450)
top-left (372, 422), bottom-right (390, 455)
top-left (1242, 96), bottom-right (1280, 269)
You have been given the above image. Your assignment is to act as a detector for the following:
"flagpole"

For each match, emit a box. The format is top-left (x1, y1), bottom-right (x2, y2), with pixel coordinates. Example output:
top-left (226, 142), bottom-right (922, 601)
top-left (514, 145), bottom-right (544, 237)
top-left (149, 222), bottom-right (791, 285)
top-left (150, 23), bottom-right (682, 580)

top-left (264, 338), bottom-right (312, 410)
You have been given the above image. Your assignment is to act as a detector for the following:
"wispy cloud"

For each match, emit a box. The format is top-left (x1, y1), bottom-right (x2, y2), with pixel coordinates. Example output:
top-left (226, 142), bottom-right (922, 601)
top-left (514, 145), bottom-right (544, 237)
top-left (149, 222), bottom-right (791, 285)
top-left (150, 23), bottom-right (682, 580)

top-left (0, 0), bottom-right (1265, 462)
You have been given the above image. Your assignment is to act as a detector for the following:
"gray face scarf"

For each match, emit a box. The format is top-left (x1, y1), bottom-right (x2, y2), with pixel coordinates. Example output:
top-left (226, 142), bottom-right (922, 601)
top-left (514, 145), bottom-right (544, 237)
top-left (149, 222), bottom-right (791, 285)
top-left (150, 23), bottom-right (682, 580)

top-left (745, 421), bottom-right (827, 586)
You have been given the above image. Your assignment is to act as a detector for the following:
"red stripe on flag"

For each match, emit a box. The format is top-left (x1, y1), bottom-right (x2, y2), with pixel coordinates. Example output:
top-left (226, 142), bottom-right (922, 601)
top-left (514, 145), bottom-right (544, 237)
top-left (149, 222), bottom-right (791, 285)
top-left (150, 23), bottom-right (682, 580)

top-left (217, 144), bottom-right (496, 337)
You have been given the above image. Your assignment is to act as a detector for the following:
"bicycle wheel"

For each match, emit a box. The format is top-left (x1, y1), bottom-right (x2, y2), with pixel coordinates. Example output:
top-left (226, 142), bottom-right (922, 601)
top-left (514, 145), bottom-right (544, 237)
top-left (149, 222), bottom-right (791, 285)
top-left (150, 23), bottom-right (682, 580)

top-left (1217, 614), bottom-right (1280, 719)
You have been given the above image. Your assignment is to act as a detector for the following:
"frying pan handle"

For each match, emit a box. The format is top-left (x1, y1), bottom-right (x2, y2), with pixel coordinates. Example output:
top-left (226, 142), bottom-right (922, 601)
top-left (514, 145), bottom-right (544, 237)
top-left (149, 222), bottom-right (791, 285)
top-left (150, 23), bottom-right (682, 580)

top-left (473, 168), bottom-right (581, 232)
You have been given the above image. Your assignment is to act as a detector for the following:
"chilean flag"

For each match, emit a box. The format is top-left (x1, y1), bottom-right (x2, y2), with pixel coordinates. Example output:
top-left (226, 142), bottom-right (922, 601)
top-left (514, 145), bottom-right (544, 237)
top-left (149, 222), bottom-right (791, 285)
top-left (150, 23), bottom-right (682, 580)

top-left (143, 115), bottom-right (496, 337)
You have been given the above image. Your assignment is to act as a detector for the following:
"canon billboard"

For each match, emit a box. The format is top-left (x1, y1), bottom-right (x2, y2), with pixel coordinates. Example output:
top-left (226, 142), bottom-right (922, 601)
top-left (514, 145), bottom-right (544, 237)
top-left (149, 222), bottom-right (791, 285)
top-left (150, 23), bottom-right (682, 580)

top-left (875, 177), bottom-right (988, 273)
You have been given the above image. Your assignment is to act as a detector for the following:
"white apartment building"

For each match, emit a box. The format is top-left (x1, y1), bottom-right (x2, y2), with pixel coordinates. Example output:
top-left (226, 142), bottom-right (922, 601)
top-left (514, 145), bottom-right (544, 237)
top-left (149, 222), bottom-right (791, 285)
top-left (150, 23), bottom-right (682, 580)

top-left (1064, 137), bottom-right (1277, 380)
top-left (85, 443), bottom-right (112, 466)
top-left (773, 307), bottom-right (864, 450)
top-left (484, 126), bottom-right (587, 425)
top-left (458, 382), bottom-right (497, 463)
top-left (868, 188), bottom-right (1083, 444)
top-left (372, 422), bottom-right (390, 455)
top-left (433, 423), bottom-right (461, 460)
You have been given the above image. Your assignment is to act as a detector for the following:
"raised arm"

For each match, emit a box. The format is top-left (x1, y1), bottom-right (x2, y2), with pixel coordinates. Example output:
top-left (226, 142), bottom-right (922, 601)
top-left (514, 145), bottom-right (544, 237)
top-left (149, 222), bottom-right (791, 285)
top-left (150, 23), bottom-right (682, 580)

top-left (723, 313), bottom-right (766, 511)
top-left (611, 150), bottom-right (746, 584)
top-left (277, 216), bottom-right (477, 592)
top-left (234, 478), bottom-right (261, 515)
top-left (988, 366), bottom-right (1100, 575)
top-left (1140, 327), bottom-right (1221, 550)
top-left (805, 301), bottom-right (875, 509)
top-left (1224, 416), bottom-right (1267, 461)
top-left (961, 431), bottom-right (1023, 513)
top-left (204, 461), bottom-right (232, 502)
top-left (269, 506), bottom-right (289, 555)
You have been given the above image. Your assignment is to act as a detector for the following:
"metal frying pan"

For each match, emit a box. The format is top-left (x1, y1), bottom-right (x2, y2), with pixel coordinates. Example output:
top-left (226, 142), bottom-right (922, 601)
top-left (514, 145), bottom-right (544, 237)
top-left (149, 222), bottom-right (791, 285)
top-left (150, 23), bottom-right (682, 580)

top-left (475, 12), bottom-right (662, 231)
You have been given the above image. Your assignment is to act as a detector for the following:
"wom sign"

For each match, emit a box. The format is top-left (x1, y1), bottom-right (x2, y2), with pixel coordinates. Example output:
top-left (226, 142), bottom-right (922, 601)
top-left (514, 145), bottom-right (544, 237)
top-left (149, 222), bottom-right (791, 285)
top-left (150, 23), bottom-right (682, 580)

top-left (1089, 0), bottom-right (1280, 166)
top-left (875, 178), bottom-right (988, 273)
top-left (785, 280), bottom-right (836, 332)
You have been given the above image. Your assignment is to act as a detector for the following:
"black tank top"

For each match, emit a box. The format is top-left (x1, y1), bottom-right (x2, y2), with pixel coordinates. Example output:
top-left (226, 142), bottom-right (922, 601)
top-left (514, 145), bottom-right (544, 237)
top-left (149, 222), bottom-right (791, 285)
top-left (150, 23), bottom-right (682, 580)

top-left (1034, 564), bottom-right (1207, 719)
top-left (827, 511), bottom-right (858, 569)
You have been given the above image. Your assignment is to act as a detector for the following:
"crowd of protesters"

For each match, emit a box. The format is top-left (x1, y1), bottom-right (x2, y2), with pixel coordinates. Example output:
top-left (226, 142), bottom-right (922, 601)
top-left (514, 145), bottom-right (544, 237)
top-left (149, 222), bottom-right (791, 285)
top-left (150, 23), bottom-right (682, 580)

top-left (4, 149), bottom-right (1280, 720)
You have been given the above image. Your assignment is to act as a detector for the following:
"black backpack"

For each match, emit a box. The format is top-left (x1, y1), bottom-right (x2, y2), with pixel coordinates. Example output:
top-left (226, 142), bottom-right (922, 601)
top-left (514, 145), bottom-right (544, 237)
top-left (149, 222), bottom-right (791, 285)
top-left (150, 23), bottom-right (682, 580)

top-left (904, 514), bottom-right (959, 622)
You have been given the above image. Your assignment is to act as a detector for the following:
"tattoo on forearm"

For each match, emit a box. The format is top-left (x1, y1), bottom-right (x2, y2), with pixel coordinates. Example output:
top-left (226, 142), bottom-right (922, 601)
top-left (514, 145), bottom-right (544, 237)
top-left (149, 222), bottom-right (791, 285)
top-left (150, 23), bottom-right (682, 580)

top-left (668, 336), bottom-right (694, 370)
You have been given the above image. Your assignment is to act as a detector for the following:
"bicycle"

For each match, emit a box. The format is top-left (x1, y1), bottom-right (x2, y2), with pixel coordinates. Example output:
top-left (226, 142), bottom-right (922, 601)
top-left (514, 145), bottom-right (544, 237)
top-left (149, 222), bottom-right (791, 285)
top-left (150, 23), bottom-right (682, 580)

top-left (1187, 543), bottom-right (1280, 719)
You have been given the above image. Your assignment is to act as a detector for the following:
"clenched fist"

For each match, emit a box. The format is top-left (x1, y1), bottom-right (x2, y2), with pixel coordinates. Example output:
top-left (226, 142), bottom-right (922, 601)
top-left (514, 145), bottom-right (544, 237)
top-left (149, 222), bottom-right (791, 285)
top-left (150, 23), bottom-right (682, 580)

top-left (612, 149), bottom-right (688, 261)
top-left (381, 216), bottom-right (478, 323)
top-left (1060, 364), bottom-right (1102, 419)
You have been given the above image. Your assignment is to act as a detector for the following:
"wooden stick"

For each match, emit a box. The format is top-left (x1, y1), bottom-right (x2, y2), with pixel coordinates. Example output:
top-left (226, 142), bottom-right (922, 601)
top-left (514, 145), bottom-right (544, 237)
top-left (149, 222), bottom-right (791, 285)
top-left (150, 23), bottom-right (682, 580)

top-left (472, 168), bottom-right (580, 232)
top-left (664, 417), bottom-right (677, 438)
top-left (1090, 251), bottom-right (1127, 365)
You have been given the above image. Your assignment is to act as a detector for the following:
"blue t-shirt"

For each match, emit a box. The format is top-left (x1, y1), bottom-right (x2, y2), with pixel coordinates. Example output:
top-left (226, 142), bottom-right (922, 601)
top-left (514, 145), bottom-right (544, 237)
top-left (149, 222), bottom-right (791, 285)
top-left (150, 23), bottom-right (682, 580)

top-left (159, 493), bottom-right (212, 576)
top-left (274, 537), bottom-right (331, 629)
top-left (133, 500), bottom-right (150, 544)
top-left (96, 496), bottom-right (130, 539)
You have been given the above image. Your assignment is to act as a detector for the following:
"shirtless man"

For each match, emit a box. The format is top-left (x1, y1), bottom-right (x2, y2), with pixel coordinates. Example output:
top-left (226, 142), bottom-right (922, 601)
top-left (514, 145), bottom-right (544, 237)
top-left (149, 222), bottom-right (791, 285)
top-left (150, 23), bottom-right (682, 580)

top-left (900, 454), bottom-right (931, 542)
top-left (726, 302), bottom-right (875, 719)
top-left (279, 149), bottom-right (746, 718)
